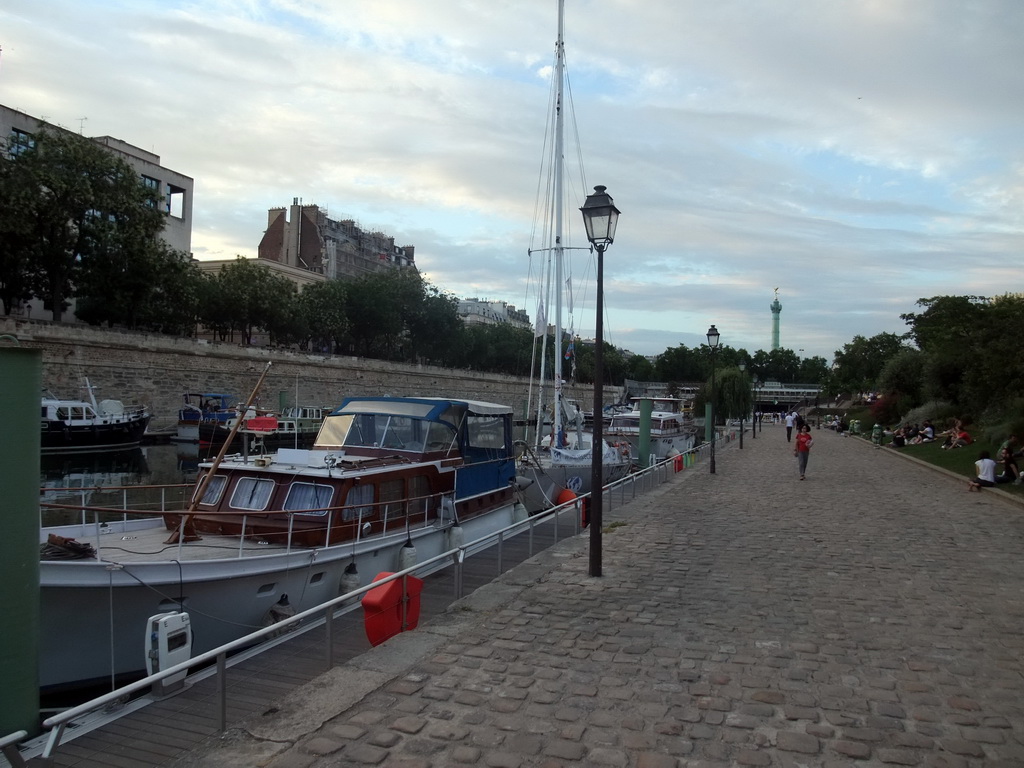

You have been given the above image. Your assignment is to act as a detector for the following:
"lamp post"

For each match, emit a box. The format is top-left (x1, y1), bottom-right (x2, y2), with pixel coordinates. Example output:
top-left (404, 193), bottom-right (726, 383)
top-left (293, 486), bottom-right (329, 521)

top-left (752, 375), bottom-right (759, 438)
top-left (706, 324), bottom-right (720, 474)
top-left (580, 185), bottom-right (620, 578)
top-left (738, 362), bottom-right (746, 449)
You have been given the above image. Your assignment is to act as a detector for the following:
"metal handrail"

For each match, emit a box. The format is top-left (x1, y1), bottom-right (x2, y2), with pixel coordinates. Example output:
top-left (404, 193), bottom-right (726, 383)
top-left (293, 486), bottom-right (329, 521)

top-left (32, 448), bottom-right (691, 761)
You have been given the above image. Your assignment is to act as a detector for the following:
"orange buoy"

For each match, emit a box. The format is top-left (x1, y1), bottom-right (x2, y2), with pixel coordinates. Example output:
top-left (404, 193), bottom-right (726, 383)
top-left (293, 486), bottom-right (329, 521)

top-left (361, 572), bottom-right (424, 647)
top-left (556, 488), bottom-right (577, 506)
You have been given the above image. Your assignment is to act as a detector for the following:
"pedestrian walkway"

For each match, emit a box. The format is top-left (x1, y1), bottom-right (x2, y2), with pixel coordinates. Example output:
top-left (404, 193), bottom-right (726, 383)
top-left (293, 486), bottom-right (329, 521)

top-left (148, 429), bottom-right (1024, 765)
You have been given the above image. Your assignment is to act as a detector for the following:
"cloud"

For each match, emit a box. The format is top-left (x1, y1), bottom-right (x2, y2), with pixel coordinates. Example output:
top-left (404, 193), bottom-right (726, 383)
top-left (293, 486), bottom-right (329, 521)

top-left (1, 0), bottom-right (1021, 361)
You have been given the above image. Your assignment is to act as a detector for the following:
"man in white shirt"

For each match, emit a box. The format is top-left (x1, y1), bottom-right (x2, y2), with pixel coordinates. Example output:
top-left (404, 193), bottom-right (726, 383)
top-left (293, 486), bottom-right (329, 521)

top-left (785, 411), bottom-right (796, 442)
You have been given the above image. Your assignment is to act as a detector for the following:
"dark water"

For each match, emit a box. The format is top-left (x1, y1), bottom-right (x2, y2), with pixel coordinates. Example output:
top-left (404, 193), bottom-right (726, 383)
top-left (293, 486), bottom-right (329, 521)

top-left (40, 443), bottom-right (202, 524)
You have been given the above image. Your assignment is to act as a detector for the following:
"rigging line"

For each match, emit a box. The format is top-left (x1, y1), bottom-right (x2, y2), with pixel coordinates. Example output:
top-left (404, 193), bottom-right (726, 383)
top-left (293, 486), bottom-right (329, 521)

top-left (528, 46), bottom-right (561, 252)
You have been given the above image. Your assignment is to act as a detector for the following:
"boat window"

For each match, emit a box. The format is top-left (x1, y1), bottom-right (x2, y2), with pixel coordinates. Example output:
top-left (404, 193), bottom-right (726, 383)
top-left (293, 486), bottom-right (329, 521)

top-left (466, 415), bottom-right (506, 451)
top-left (196, 475), bottom-right (227, 505)
top-left (380, 479), bottom-right (405, 516)
top-left (57, 407), bottom-right (70, 421)
top-left (229, 477), bottom-right (275, 511)
top-left (343, 483), bottom-right (374, 522)
top-left (408, 476), bottom-right (433, 515)
top-left (284, 483), bottom-right (335, 516)
top-left (316, 412), bottom-right (456, 452)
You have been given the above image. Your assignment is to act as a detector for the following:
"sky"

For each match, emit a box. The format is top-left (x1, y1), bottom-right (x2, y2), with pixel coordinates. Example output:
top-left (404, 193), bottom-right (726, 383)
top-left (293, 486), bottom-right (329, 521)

top-left (2, 0), bottom-right (1022, 362)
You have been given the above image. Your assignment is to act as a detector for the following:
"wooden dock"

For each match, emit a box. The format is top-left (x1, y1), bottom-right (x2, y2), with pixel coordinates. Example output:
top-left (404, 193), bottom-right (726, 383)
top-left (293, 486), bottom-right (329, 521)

top-left (21, 515), bottom-right (574, 767)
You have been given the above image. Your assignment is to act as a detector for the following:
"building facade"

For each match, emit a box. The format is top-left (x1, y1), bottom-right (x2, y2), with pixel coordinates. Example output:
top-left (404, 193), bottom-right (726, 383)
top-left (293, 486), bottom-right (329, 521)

top-left (0, 105), bottom-right (194, 257)
top-left (457, 298), bottom-right (531, 330)
top-left (0, 104), bottom-right (195, 319)
top-left (258, 200), bottom-right (416, 280)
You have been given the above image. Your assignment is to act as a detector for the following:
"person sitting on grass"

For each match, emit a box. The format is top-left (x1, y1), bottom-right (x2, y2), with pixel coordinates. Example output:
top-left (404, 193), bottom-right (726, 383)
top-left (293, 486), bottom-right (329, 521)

top-left (912, 421), bottom-right (935, 444)
top-left (968, 450), bottom-right (998, 491)
top-left (996, 435), bottom-right (1022, 485)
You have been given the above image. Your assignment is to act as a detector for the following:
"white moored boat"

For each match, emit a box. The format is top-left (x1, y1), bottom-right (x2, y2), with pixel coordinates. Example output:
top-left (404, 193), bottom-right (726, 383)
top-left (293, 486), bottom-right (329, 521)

top-left (515, 0), bottom-right (631, 513)
top-left (38, 395), bottom-right (522, 694)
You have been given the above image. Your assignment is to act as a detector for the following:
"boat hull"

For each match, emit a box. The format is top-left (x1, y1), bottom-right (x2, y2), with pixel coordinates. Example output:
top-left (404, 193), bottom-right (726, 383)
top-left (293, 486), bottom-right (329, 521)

top-left (517, 457), bottom-right (630, 513)
top-left (39, 504), bottom-right (515, 693)
top-left (41, 416), bottom-right (151, 452)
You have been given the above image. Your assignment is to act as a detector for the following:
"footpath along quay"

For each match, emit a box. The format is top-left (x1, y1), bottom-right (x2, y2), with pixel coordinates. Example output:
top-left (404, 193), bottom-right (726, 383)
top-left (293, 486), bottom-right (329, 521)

top-left (53, 426), bottom-right (1024, 767)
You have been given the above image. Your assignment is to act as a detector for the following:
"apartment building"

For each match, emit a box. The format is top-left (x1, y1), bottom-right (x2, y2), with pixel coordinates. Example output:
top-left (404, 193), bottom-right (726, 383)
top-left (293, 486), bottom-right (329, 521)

top-left (258, 200), bottom-right (416, 280)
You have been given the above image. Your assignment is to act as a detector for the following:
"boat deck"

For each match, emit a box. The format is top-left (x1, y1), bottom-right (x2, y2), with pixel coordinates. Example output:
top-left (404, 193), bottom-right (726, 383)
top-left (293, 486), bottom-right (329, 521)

top-left (46, 520), bottom-right (307, 564)
top-left (23, 515), bottom-right (569, 767)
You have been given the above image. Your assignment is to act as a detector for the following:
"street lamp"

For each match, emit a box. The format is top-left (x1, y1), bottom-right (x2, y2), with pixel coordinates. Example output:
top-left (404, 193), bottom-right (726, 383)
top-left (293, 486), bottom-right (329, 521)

top-left (738, 363), bottom-right (746, 449)
top-left (752, 375), bottom-right (759, 438)
top-left (706, 324), bottom-right (720, 474)
top-left (580, 185), bottom-right (620, 578)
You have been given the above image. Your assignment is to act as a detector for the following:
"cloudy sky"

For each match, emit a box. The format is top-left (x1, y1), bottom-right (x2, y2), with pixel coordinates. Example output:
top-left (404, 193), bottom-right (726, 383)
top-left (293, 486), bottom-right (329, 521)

top-left (2, 0), bottom-right (1022, 361)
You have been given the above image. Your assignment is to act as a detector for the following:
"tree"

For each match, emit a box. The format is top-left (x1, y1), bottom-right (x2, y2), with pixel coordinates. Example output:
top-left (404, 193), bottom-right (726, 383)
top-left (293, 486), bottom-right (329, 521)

top-left (2, 126), bottom-right (166, 321)
top-left (830, 333), bottom-right (907, 397)
top-left (876, 348), bottom-right (925, 416)
top-left (344, 271), bottom-right (413, 358)
top-left (624, 354), bottom-right (655, 382)
top-left (197, 258), bottom-right (297, 345)
top-left (695, 365), bottom-right (752, 425)
top-left (0, 142), bottom-right (37, 315)
top-left (299, 279), bottom-right (349, 353)
top-left (654, 344), bottom-right (702, 382)
top-left (408, 284), bottom-right (463, 365)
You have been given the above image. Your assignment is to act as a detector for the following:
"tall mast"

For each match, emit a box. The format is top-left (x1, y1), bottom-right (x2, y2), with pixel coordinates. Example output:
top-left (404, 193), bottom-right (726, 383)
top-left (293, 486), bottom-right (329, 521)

top-left (552, 0), bottom-right (565, 444)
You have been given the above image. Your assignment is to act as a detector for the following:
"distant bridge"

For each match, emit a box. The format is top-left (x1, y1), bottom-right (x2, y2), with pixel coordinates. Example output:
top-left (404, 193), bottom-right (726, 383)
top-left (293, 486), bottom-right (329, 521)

top-left (624, 380), bottom-right (821, 412)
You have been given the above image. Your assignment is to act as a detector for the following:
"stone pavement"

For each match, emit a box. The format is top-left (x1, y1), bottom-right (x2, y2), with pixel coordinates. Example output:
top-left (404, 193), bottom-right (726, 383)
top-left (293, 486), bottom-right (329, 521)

top-left (172, 425), bottom-right (1024, 768)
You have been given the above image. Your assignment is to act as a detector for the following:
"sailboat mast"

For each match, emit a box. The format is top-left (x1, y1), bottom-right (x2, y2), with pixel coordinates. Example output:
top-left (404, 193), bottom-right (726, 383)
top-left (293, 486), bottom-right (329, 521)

top-left (552, 0), bottom-right (566, 446)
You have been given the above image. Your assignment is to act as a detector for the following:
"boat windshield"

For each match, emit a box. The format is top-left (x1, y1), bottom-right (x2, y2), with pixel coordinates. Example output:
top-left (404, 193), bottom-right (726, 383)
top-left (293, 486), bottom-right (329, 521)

top-left (315, 413), bottom-right (458, 453)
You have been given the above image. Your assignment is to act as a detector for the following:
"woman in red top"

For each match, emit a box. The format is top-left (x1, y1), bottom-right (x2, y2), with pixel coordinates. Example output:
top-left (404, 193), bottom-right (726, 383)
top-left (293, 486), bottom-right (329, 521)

top-left (794, 424), bottom-right (814, 480)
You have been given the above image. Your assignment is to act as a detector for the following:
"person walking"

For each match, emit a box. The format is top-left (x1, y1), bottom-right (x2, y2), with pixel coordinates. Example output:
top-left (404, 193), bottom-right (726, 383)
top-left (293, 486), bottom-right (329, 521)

top-left (785, 411), bottom-right (796, 442)
top-left (794, 424), bottom-right (814, 480)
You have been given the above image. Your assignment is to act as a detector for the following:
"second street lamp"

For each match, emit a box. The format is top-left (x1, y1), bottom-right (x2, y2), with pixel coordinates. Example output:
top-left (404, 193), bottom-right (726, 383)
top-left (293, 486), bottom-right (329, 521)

top-left (707, 324), bottom-right (720, 474)
top-left (752, 375), bottom-right (759, 439)
top-left (738, 362), bottom-right (746, 449)
top-left (580, 185), bottom-right (620, 578)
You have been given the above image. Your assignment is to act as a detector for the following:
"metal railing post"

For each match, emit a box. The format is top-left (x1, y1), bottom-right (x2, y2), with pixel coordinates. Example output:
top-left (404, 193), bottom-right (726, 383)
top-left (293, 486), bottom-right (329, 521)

top-left (217, 653), bottom-right (227, 733)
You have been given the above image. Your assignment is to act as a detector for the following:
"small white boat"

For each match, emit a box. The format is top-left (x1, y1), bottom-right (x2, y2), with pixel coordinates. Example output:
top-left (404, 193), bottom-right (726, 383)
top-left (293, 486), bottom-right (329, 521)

top-left (606, 399), bottom-right (697, 465)
top-left (38, 396), bottom-right (522, 694)
top-left (40, 378), bottom-right (150, 453)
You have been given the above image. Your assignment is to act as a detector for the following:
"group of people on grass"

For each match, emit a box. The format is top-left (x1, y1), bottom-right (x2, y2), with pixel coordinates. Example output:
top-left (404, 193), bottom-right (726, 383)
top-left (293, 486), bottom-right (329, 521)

top-left (968, 434), bottom-right (1023, 491)
top-left (887, 420), bottom-right (937, 447)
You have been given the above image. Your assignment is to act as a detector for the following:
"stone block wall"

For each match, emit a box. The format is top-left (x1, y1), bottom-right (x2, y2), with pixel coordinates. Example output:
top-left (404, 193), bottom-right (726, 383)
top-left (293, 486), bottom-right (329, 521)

top-left (1, 318), bottom-right (609, 434)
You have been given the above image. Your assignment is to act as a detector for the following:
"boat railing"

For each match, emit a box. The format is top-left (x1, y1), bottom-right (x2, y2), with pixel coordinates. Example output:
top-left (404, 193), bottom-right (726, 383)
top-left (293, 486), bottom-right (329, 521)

top-left (26, 450), bottom-right (698, 763)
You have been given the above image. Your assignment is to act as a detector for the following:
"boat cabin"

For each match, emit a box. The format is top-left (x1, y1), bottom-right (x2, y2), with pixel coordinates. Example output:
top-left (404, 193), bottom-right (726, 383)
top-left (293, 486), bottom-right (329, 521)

top-left (166, 397), bottom-right (517, 548)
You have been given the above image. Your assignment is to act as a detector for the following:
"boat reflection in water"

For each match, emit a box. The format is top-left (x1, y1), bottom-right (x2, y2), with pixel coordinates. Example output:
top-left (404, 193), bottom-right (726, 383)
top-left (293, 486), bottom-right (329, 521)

top-left (40, 445), bottom-right (198, 527)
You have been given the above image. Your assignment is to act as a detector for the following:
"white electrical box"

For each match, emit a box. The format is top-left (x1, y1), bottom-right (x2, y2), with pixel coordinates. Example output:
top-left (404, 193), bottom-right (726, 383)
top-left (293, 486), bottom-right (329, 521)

top-left (146, 612), bottom-right (192, 695)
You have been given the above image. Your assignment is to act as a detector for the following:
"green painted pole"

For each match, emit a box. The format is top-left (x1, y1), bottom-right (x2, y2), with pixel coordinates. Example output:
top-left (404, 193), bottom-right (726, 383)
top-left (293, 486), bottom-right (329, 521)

top-left (0, 347), bottom-right (42, 736)
top-left (705, 402), bottom-right (713, 444)
top-left (639, 398), bottom-right (653, 468)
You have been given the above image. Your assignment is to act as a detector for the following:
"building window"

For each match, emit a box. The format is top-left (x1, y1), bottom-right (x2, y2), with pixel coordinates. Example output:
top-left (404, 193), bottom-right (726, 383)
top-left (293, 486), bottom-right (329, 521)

top-left (166, 183), bottom-right (186, 218)
top-left (8, 128), bottom-right (34, 157)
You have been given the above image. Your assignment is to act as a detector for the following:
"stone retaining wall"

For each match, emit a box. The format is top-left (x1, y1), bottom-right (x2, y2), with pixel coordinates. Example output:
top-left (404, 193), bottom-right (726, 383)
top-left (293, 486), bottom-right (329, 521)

top-left (1, 318), bottom-right (605, 432)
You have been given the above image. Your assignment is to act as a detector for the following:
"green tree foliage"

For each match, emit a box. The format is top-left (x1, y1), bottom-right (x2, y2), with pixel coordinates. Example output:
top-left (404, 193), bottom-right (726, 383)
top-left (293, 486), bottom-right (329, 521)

top-left (694, 364), bottom-right (751, 425)
top-left (197, 258), bottom-right (297, 345)
top-left (0, 140), bottom-right (37, 315)
top-left (298, 279), bottom-right (349, 353)
top-left (876, 348), bottom-right (925, 415)
top-left (0, 126), bottom-right (169, 321)
top-left (903, 294), bottom-right (1024, 421)
top-left (624, 354), bottom-right (655, 382)
top-left (455, 323), bottom-right (534, 375)
top-left (830, 333), bottom-right (908, 397)
top-left (654, 344), bottom-right (702, 381)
